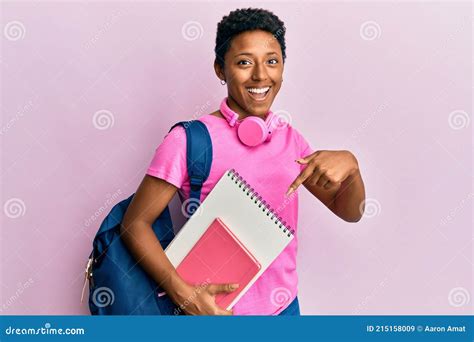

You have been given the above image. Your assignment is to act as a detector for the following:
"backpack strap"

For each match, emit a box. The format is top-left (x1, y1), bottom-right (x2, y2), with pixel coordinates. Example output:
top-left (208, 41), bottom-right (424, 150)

top-left (93, 120), bottom-right (212, 238)
top-left (168, 120), bottom-right (212, 207)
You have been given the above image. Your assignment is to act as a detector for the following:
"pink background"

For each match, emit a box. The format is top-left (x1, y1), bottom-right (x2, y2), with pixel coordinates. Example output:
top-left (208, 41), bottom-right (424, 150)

top-left (1, 1), bottom-right (472, 315)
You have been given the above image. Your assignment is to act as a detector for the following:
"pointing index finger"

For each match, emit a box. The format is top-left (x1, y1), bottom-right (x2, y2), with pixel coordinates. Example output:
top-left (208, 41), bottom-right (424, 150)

top-left (286, 165), bottom-right (314, 197)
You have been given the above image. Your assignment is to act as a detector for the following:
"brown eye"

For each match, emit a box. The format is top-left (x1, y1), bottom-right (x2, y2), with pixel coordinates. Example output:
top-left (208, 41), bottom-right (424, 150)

top-left (268, 58), bottom-right (278, 64)
top-left (238, 60), bottom-right (251, 65)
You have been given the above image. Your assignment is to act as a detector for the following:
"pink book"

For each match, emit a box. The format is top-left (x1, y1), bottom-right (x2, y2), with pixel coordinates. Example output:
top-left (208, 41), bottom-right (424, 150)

top-left (175, 217), bottom-right (261, 309)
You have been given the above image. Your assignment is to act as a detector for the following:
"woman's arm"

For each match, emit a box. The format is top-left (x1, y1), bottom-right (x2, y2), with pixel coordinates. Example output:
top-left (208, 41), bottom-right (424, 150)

top-left (121, 175), bottom-right (237, 315)
top-left (287, 150), bottom-right (366, 222)
top-left (121, 176), bottom-right (189, 302)
top-left (303, 165), bottom-right (366, 222)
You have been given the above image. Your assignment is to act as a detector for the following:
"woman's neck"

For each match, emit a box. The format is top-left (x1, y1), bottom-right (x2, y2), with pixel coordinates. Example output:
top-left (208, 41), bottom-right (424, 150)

top-left (224, 96), bottom-right (266, 121)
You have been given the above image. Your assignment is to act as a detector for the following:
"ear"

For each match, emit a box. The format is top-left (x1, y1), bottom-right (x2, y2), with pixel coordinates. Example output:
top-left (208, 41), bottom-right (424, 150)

top-left (214, 59), bottom-right (225, 82)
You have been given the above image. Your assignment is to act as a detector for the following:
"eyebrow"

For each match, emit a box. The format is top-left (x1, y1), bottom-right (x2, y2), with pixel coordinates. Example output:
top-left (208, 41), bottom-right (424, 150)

top-left (234, 52), bottom-right (279, 57)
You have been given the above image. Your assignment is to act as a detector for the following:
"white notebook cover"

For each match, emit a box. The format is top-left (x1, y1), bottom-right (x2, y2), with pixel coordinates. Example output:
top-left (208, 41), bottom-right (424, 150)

top-left (164, 169), bottom-right (294, 310)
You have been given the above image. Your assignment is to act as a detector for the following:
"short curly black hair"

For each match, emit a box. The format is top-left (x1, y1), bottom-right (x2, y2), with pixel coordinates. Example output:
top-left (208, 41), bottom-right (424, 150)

top-left (215, 8), bottom-right (286, 68)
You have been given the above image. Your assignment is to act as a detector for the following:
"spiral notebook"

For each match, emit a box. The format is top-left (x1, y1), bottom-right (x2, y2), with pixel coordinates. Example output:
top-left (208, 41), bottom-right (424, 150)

top-left (164, 169), bottom-right (294, 310)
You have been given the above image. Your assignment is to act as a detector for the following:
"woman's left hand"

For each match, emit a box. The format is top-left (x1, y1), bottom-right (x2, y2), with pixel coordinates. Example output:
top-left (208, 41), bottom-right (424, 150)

top-left (286, 150), bottom-right (359, 196)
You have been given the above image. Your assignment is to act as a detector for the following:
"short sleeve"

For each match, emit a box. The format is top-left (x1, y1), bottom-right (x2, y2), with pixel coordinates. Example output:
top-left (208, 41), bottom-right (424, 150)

top-left (146, 125), bottom-right (187, 189)
top-left (294, 128), bottom-right (315, 172)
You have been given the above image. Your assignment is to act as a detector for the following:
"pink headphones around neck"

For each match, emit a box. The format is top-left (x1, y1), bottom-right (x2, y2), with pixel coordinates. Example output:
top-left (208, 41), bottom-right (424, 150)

top-left (219, 97), bottom-right (277, 147)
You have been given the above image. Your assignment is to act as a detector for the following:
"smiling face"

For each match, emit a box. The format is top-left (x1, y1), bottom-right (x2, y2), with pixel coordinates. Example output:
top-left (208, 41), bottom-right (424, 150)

top-left (214, 29), bottom-right (284, 119)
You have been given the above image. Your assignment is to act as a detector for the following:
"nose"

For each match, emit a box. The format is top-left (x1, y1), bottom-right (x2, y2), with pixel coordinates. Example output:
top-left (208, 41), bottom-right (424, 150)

top-left (251, 62), bottom-right (268, 82)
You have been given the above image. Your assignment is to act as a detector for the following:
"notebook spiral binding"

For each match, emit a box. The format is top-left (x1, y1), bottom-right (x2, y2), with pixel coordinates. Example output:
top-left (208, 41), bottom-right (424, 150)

top-left (227, 169), bottom-right (295, 238)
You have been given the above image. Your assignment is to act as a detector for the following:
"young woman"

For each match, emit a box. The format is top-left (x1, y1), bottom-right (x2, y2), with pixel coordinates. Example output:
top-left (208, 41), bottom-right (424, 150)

top-left (121, 8), bottom-right (366, 316)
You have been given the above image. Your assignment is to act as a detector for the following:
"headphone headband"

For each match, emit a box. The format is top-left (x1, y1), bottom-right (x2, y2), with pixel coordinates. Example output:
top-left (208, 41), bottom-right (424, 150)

top-left (219, 97), bottom-right (273, 126)
top-left (219, 97), bottom-right (276, 147)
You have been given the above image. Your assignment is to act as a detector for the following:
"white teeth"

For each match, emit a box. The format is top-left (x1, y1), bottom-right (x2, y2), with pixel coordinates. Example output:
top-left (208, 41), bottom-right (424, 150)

top-left (247, 87), bottom-right (270, 94)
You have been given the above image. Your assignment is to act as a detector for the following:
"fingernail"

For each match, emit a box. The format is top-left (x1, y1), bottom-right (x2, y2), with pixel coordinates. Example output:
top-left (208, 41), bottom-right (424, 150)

top-left (285, 188), bottom-right (294, 197)
top-left (231, 284), bottom-right (239, 290)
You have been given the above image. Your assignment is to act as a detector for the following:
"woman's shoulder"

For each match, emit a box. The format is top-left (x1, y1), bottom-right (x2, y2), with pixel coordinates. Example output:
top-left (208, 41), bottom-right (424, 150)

top-left (199, 110), bottom-right (226, 122)
top-left (168, 111), bottom-right (222, 131)
top-left (276, 120), bottom-right (312, 149)
top-left (207, 110), bottom-right (224, 119)
top-left (194, 111), bottom-right (228, 129)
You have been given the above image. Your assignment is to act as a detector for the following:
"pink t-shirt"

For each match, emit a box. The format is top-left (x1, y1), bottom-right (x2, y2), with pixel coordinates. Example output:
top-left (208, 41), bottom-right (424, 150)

top-left (146, 113), bottom-right (314, 315)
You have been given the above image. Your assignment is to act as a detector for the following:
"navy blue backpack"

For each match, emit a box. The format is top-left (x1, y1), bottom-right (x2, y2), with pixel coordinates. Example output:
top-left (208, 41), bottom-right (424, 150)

top-left (84, 120), bottom-right (212, 315)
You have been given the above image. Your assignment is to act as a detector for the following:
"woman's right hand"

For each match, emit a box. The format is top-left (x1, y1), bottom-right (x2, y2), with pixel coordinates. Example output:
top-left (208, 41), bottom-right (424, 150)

top-left (171, 281), bottom-right (239, 315)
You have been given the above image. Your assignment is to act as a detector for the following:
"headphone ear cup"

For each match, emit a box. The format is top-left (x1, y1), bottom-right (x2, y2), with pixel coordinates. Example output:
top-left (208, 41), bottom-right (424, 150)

top-left (237, 117), bottom-right (268, 147)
